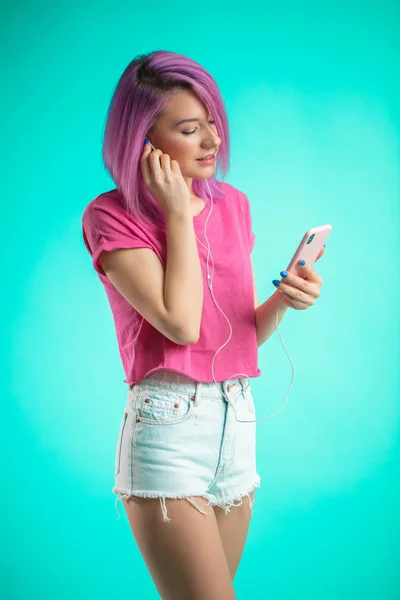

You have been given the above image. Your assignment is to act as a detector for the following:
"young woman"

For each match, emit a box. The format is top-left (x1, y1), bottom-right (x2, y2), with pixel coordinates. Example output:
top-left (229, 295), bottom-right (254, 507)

top-left (82, 50), bottom-right (324, 600)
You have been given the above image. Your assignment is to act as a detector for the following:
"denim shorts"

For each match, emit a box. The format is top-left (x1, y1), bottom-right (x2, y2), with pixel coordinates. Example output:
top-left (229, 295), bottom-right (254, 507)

top-left (112, 370), bottom-right (261, 523)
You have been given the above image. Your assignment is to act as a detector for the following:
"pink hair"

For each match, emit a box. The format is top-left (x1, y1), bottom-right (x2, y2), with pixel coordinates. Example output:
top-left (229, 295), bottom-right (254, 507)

top-left (101, 50), bottom-right (230, 228)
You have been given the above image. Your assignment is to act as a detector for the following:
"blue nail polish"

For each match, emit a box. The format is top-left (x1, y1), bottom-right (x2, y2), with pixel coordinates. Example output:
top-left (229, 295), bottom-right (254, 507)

top-left (272, 280), bottom-right (280, 287)
top-left (144, 138), bottom-right (149, 145)
top-left (280, 271), bottom-right (288, 278)
top-left (299, 260), bottom-right (306, 266)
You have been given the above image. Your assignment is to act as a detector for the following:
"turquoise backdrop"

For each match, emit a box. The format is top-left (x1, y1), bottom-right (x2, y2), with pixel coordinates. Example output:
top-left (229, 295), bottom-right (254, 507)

top-left (2, 1), bottom-right (399, 598)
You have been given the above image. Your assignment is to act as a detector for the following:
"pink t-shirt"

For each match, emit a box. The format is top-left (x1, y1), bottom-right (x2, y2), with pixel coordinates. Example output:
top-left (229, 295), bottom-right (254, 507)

top-left (82, 181), bottom-right (261, 384)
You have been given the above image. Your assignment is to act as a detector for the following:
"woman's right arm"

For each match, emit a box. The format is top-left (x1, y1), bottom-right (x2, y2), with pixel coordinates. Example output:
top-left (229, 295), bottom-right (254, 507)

top-left (163, 210), bottom-right (204, 343)
top-left (99, 210), bottom-right (203, 345)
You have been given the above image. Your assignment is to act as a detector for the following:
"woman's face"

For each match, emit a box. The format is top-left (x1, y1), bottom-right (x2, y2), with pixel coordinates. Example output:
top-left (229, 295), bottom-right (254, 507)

top-left (146, 88), bottom-right (221, 193)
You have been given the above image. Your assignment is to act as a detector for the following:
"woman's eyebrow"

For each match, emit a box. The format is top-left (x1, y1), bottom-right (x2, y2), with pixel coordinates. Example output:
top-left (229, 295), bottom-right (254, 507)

top-left (174, 116), bottom-right (212, 127)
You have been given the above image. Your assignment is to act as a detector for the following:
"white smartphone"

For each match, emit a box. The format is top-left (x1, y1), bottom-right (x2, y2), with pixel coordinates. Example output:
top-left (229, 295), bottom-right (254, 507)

top-left (285, 224), bottom-right (332, 274)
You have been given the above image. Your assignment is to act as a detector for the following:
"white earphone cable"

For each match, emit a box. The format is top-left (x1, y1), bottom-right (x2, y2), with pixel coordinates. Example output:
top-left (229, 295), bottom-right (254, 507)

top-left (194, 179), bottom-right (295, 423)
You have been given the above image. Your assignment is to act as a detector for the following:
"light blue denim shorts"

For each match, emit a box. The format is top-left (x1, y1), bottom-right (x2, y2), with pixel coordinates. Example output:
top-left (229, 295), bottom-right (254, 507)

top-left (112, 369), bottom-right (261, 523)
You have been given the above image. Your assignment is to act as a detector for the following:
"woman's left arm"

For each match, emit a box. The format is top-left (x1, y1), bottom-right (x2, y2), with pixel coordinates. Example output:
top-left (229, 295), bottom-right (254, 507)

top-left (254, 247), bottom-right (325, 347)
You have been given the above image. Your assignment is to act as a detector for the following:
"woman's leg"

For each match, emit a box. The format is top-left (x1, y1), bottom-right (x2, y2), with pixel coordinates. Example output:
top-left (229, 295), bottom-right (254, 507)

top-left (122, 495), bottom-right (237, 600)
top-left (214, 489), bottom-right (256, 580)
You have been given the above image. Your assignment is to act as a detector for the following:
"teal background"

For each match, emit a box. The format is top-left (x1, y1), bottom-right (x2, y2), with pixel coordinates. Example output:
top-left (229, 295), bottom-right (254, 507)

top-left (2, 1), bottom-right (399, 598)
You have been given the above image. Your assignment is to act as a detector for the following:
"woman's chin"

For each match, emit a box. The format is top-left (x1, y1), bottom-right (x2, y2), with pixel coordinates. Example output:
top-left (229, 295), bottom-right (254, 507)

top-left (191, 163), bottom-right (217, 177)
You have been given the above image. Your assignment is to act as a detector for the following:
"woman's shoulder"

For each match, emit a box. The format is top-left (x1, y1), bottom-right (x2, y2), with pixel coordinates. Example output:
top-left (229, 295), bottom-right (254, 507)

top-left (217, 181), bottom-right (248, 210)
top-left (84, 188), bottom-right (122, 214)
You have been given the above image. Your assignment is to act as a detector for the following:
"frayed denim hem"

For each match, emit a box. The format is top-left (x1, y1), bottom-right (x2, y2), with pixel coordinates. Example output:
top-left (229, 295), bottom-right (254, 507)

top-left (112, 477), bottom-right (261, 523)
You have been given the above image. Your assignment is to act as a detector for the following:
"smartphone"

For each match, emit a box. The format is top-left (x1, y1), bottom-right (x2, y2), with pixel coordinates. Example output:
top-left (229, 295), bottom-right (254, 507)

top-left (285, 224), bottom-right (332, 274)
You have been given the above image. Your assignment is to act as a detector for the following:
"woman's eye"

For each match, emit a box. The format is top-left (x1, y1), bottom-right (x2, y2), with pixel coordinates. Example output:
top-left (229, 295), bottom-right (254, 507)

top-left (182, 120), bottom-right (215, 135)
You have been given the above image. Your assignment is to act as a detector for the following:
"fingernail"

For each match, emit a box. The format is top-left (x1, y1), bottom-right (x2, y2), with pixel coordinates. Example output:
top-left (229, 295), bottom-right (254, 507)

top-left (144, 138), bottom-right (149, 145)
top-left (280, 271), bottom-right (288, 278)
top-left (299, 260), bottom-right (306, 266)
top-left (272, 280), bottom-right (281, 287)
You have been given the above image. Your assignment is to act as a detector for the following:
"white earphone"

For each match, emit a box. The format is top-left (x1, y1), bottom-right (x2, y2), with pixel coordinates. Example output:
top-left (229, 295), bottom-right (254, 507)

top-left (195, 179), bottom-right (294, 423)
top-left (146, 140), bottom-right (294, 422)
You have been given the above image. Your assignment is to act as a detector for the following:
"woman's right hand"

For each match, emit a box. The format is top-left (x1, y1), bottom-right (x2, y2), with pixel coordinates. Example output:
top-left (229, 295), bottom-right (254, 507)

top-left (140, 140), bottom-right (192, 217)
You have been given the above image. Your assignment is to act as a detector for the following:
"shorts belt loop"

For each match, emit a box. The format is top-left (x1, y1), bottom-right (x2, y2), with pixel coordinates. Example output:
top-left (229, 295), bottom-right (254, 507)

top-left (223, 380), bottom-right (229, 396)
top-left (193, 382), bottom-right (201, 406)
top-left (128, 383), bottom-right (141, 405)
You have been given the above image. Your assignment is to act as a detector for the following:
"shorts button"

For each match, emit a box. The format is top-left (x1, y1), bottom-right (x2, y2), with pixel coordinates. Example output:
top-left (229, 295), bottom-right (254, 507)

top-left (174, 403), bottom-right (179, 408)
top-left (144, 398), bottom-right (150, 403)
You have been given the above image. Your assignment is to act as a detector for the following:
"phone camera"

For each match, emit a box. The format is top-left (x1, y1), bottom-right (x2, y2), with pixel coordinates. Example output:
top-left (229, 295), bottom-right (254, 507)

top-left (307, 234), bottom-right (315, 245)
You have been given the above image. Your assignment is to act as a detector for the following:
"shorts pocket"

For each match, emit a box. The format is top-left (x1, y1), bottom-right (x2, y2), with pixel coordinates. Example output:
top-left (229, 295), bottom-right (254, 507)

top-left (115, 409), bottom-right (128, 478)
top-left (136, 387), bottom-right (196, 426)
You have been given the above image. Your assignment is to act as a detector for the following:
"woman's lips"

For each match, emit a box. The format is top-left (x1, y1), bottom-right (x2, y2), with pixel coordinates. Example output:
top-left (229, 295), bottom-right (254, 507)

top-left (196, 153), bottom-right (216, 164)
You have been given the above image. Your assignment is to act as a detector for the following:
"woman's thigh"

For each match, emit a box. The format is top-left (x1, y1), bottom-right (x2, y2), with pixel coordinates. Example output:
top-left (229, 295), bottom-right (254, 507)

top-left (214, 489), bottom-right (256, 580)
top-left (122, 495), bottom-right (236, 600)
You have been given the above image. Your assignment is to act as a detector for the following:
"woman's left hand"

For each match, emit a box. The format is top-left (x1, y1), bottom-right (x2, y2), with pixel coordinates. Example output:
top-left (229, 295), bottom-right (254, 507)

top-left (273, 246), bottom-right (325, 310)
